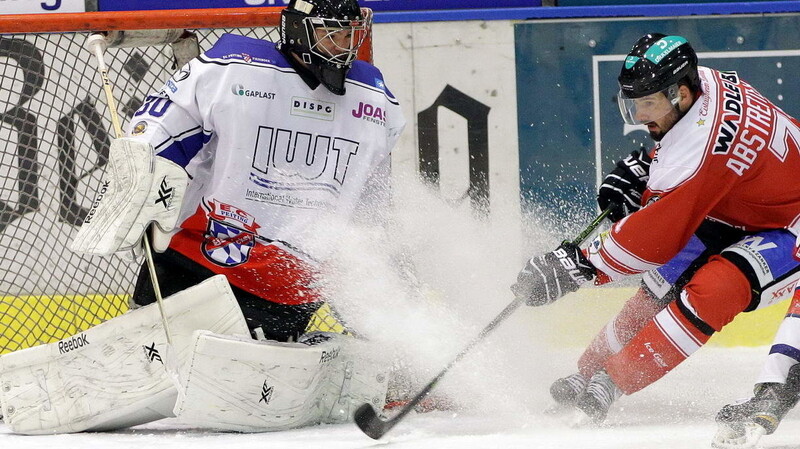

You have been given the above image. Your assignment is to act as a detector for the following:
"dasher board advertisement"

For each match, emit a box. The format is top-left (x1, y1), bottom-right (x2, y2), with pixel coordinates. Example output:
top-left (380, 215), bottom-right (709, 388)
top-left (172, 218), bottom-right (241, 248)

top-left (0, 0), bottom-right (85, 13)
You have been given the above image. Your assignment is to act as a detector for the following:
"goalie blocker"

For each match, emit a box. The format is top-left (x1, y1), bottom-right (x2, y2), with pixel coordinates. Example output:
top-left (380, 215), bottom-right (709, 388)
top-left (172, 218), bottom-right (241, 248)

top-left (69, 137), bottom-right (188, 255)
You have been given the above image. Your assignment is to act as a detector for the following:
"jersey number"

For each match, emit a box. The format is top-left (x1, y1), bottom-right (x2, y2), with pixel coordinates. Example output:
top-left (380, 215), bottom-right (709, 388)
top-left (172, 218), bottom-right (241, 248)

top-left (134, 95), bottom-right (172, 118)
top-left (768, 110), bottom-right (800, 162)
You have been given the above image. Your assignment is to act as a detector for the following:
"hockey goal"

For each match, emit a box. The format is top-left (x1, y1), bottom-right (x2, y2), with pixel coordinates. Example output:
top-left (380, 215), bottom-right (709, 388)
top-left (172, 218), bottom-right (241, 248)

top-left (0, 8), bottom-right (363, 354)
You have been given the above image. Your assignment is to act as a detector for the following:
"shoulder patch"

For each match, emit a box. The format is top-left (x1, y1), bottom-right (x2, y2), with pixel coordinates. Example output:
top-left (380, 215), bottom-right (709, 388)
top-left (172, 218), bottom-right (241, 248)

top-left (204, 34), bottom-right (290, 68)
top-left (347, 61), bottom-right (397, 99)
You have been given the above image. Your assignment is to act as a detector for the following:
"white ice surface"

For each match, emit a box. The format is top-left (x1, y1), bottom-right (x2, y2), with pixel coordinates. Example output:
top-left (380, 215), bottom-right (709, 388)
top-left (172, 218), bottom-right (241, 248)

top-left (3, 346), bottom-right (799, 449)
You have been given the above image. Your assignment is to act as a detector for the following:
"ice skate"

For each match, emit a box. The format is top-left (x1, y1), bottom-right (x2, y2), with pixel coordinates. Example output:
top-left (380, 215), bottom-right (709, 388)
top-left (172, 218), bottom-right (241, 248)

top-left (712, 379), bottom-right (800, 448)
top-left (545, 373), bottom-right (589, 415)
top-left (573, 370), bottom-right (621, 425)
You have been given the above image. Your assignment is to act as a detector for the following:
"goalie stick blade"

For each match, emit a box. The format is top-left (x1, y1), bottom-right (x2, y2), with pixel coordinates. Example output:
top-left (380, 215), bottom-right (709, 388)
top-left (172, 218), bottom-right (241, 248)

top-left (354, 403), bottom-right (393, 440)
top-left (352, 208), bottom-right (614, 441)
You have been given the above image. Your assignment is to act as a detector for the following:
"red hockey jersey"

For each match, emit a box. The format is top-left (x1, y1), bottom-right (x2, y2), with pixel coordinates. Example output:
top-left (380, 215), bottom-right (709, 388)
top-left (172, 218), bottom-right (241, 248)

top-left (587, 67), bottom-right (800, 279)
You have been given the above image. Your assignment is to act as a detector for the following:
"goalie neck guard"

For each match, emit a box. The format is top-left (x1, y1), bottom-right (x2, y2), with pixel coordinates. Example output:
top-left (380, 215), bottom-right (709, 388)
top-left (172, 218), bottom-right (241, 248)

top-left (279, 0), bottom-right (372, 95)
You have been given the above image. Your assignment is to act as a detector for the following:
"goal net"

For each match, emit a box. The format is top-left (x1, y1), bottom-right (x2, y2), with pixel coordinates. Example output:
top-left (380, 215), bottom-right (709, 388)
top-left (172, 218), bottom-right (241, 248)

top-left (0, 8), bottom-right (362, 354)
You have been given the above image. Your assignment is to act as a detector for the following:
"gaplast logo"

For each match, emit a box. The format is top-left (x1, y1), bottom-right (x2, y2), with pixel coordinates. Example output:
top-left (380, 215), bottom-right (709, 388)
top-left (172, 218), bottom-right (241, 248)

top-left (131, 121), bottom-right (148, 136)
top-left (231, 84), bottom-right (276, 100)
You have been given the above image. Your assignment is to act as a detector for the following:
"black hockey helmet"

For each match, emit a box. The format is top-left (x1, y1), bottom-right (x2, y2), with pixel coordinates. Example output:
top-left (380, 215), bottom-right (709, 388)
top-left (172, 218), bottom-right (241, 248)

top-left (618, 33), bottom-right (699, 98)
top-left (279, 0), bottom-right (372, 95)
top-left (617, 33), bottom-right (700, 125)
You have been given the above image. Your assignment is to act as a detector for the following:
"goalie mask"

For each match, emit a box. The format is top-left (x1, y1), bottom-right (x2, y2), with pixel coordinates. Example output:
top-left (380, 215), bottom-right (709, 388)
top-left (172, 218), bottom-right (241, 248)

top-left (279, 0), bottom-right (372, 95)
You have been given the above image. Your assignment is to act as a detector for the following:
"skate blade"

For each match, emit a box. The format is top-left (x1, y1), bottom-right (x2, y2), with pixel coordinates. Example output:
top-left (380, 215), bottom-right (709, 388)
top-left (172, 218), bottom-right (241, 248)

top-left (711, 422), bottom-right (767, 448)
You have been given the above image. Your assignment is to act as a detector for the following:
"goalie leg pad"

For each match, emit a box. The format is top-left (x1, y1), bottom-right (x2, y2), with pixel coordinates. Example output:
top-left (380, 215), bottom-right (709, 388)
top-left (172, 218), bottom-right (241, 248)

top-left (174, 332), bottom-right (387, 432)
top-left (69, 137), bottom-right (188, 255)
top-left (319, 336), bottom-right (389, 425)
top-left (0, 275), bottom-right (248, 434)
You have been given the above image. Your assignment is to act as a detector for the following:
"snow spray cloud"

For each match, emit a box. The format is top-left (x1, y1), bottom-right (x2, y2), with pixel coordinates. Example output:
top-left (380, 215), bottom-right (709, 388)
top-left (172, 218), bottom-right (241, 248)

top-left (298, 172), bottom-right (573, 416)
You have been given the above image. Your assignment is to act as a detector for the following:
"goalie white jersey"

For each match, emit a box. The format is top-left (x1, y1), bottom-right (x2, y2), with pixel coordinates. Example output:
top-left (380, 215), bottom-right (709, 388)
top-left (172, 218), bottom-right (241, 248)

top-left (127, 33), bottom-right (405, 305)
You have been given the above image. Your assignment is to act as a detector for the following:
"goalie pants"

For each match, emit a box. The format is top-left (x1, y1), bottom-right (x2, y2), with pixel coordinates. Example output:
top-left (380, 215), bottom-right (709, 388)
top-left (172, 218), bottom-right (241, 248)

top-left (132, 248), bottom-right (321, 342)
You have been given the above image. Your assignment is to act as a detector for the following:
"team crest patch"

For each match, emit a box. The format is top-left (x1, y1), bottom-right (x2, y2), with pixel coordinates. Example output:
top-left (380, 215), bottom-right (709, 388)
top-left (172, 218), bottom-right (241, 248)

top-left (202, 220), bottom-right (256, 266)
top-left (131, 121), bottom-right (148, 135)
top-left (201, 200), bottom-right (261, 267)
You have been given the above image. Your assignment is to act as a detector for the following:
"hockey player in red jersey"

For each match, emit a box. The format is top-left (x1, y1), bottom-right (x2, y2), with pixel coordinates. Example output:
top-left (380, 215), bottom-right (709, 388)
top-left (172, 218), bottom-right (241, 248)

top-left (512, 33), bottom-right (800, 425)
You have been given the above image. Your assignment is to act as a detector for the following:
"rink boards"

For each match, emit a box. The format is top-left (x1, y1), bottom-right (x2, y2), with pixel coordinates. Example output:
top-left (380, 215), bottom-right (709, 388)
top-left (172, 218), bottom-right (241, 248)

top-left (544, 287), bottom-right (790, 348)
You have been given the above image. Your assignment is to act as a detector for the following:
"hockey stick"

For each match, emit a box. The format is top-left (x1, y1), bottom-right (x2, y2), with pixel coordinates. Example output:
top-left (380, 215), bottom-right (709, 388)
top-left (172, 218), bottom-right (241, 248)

top-left (85, 33), bottom-right (174, 346)
top-left (354, 204), bottom-right (616, 440)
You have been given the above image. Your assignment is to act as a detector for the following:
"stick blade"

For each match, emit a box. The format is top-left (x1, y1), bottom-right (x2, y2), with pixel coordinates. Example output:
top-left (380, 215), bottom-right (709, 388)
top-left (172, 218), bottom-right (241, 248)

top-left (354, 403), bottom-right (392, 440)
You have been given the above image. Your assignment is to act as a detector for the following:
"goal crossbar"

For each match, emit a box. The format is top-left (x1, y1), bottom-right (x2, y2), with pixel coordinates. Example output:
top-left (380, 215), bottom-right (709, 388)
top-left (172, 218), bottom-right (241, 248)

top-left (0, 8), bottom-right (284, 33)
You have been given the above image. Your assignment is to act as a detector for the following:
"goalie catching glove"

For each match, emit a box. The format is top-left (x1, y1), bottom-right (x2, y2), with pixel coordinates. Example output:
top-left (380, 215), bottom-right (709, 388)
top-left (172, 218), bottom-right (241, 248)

top-left (598, 148), bottom-right (651, 222)
top-left (69, 137), bottom-right (188, 255)
top-left (511, 242), bottom-right (596, 306)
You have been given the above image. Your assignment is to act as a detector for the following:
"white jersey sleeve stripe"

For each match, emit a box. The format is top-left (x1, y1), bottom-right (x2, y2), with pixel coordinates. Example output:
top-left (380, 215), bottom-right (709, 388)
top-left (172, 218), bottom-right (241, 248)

top-left (654, 305), bottom-right (702, 358)
top-left (589, 232), bottom-right (661, 280)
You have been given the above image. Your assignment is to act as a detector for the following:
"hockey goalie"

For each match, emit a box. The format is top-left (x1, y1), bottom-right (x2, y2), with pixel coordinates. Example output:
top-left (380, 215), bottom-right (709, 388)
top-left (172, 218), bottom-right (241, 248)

top-left (0, 0), bottom-right (403, 434)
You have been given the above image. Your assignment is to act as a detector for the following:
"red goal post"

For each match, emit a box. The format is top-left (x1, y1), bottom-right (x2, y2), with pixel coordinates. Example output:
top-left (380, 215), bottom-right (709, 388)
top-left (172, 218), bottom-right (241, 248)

top-left (0, 8), bottom-right (373, 60)
top-left (0, 8), bottom-right (284, 33)
top-left (0, 7), bottom-right (365, 354)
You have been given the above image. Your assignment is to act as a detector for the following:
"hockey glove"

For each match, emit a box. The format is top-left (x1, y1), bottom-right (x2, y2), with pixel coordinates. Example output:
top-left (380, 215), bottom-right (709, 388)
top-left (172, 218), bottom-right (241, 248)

top-left (511, 242), bottom-right (596, 307)
top-left (69, 138), bottom-right (188, 256)
top-left (598, 148), bottom-right (652, 222)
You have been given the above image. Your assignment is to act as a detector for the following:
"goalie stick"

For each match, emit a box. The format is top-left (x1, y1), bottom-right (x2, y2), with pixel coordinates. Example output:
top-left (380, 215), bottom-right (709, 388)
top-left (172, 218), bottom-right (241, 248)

top-left (354, 204), bottom-right (616, 439)
top-left (85, 33), bottom-right (174, 345)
